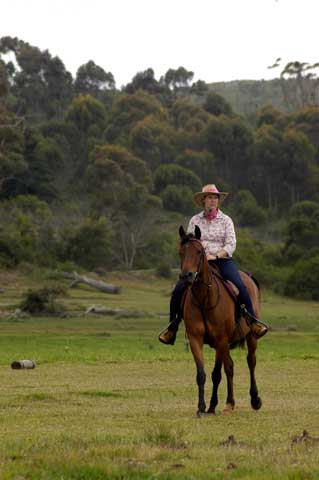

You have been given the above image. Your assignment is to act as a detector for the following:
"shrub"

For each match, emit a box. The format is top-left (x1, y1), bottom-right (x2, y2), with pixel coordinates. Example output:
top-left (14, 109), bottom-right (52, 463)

top-left (60, 218), bottom-right (113, 270)
top-left (156, 262), bottom-right (172, 278)
top-left (284, 256), bottom-right (319, 300)
top-left (20, 287), bottom-right (66, 314)
top-left (232, 190), bottom-right (267, 227)
top-left (160, 185), bottom-right (194, 214)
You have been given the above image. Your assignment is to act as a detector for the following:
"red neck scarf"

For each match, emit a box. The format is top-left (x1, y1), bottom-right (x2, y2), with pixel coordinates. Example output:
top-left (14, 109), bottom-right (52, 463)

top-left (204, 208), bottom-right (218, 221)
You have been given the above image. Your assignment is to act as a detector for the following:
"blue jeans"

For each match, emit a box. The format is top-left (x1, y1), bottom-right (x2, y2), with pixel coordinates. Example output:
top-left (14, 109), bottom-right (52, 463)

top-left (212, 258), bottom-right (256, 317)
top-left (169, 258), bottom-right (256, 324)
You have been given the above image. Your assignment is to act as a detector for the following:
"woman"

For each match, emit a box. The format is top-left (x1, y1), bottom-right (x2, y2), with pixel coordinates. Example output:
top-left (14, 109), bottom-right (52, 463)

top-left (158, 184), bottom-right (268, 345)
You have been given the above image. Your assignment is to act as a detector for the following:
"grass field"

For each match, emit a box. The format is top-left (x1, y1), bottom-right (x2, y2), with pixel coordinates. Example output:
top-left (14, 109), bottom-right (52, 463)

top-left (0, 269), bottom-right (319, 479)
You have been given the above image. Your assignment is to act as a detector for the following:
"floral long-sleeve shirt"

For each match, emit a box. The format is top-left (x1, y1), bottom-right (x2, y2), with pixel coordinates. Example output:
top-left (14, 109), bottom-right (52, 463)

top-left (187, 209), bottom-right (236, 257)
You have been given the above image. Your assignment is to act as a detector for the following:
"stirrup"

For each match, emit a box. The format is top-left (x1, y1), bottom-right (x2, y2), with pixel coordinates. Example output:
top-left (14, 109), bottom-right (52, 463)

top-left (241, 305), bottom-right (268, 339)
top-left (158, 326), bottom-right (177, 345)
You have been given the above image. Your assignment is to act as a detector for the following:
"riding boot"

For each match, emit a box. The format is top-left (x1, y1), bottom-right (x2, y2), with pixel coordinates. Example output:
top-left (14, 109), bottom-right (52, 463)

top-left (158, 278), bottom-right (188, 345)
top-left (158, 312), bottom-right (182, 345)
top-left (241, 305), bottom-right (268, 339)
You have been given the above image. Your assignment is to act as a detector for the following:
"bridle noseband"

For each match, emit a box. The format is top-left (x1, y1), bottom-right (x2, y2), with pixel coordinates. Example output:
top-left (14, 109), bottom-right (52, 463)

top-left (179, 238), bottom-right (205, 284)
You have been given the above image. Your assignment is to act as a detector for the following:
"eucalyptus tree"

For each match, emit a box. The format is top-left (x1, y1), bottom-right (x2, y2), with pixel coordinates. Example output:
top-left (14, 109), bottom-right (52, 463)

top-left (286, 106), bottom-right (319, 165)
top-left (74, 60), bottom-right (115, 98)
top-left (86, 143), bottom-right (160, 269)
top-left (161, 66), bottom-right (194, 98)
top-left (130, 114), bottom-right (177, 170)
top-left (0, 105), bottom-right (26, 198)
top-left (284, 200), bottom-right (319, 268)
top-left (256, 104), bottom-right (284, 127)
top-left (281, 128), bottom-right (316, 205)
top-left (64, 94), bottom-right (108, 175)
top-left (0, 60), bottom-right (9, 98)
top-left (202, 115), bottom-right (254, 190)
top-left (268, 58), bottom-right (319, 111)
top-left (189, 79), bottom-right (208, 96)
top-left (252, 124), bottom-right (284, 211)
top-left (0, 36), bottom-right (73, 121)
top-left (175, 149), bottom-right (217, 185)
top-left (105, 89), bottom-right (166, 144)
top-left (203, 92), bottom-right (233, 117)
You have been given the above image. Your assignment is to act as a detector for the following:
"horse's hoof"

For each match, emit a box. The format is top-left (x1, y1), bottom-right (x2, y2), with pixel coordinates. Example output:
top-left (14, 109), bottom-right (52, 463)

top-left (196, 410), bottom-right (206, 418)
top-left (222, 403), bottom-right (234, 415)
top-left (206, 409), bottom-right (216, 415)
top-left (251, 397), bottom-right (262, 410)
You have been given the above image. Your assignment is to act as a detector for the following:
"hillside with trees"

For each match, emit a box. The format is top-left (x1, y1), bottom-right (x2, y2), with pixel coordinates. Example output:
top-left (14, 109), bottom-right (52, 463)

top-left (1, 36), bottom-right (319, 299)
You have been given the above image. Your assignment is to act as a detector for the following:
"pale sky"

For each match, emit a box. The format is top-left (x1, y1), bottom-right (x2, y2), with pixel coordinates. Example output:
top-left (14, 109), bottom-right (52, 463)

top-left (1, 0), bottom-right (318, 88)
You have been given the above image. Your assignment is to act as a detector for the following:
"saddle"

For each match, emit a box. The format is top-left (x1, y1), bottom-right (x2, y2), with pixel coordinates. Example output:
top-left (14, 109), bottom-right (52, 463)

top-left (208, 263), bottom-right (240, 303)
top-left (208, 263), bottom-right (251, 346)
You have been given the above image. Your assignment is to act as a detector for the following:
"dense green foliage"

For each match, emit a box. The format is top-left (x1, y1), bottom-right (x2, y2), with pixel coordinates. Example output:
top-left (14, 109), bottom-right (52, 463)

top-left (1, 36), bottom-right (319, 298)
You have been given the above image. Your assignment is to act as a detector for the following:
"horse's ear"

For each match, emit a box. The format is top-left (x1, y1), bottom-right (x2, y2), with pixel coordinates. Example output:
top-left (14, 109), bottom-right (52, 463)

top-left (179, 225), bottom-right (186, 238)
top-left (195, 225), bottom-right (201, 240)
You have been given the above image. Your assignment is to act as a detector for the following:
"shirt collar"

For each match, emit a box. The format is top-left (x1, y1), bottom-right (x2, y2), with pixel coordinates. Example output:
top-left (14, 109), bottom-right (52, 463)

top-left (199, 209), bottom-right (222, 219)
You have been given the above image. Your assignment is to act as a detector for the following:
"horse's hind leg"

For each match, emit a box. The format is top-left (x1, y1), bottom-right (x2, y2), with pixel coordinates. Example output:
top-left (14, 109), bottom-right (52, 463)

top-left (246, 334), bottom-right (262, 410)
top-left (189, 337), bottom-right (206, 416)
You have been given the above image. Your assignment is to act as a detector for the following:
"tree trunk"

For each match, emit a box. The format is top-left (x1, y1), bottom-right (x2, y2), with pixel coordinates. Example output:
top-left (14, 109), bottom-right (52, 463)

top-left (62, 272), bottom-right (120, 294)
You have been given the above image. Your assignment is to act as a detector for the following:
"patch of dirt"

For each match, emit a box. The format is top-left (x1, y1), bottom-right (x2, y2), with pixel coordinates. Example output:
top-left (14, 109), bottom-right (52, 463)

top-left (292, 430), bottom-right (319, 445)
top-left (171, 464), bottom-right (185, 469)
top-left (219, 435), bottom-right (246, 447)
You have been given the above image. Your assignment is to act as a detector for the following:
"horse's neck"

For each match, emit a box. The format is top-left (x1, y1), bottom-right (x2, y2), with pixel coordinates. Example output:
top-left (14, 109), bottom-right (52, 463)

top-left (201, 258), bottom-right (211, 283)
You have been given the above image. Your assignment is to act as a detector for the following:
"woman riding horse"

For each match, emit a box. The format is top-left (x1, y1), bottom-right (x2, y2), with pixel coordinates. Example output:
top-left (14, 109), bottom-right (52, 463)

top-left (159, 184), bottom-right (268, 345)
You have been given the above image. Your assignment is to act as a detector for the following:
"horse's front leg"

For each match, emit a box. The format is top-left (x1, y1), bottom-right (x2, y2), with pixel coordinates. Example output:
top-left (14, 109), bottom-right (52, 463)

top-left (189, 337), bottom-right (206, 416)
top-left (222, 349), bottom-right (235, 414)
top-left (207, 343), bottom-right (226, 414)
top-left (246, 335), bottom-right (262, 410)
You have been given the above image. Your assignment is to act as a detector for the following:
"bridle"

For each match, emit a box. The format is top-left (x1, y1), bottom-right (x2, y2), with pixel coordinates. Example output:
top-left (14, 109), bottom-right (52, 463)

top-left (179, 237), bottom-right (205, 284)
top-left (179, 237), bottom-right (221, 310)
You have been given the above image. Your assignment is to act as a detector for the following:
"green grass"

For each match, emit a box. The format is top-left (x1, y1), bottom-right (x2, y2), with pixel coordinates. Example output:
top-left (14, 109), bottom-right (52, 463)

top-left (0, 269), bottom-right (319, 479)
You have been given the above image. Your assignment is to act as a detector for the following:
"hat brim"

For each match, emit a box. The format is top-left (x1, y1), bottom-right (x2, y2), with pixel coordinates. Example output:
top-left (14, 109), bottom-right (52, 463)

top-left (193, 191), bottom-right (229, 208)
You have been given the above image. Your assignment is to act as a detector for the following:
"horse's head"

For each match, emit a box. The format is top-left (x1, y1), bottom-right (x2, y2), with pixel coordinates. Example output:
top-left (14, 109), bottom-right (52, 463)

top-left (178, 225), bottom-right (204, 283)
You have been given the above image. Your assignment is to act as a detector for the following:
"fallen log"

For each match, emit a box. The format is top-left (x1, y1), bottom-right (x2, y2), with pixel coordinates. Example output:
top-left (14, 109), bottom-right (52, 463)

top-left (85, 305), bottom-right (153, 318)
top-left (86, 305), bottom-right (123, 315)
top-left (62, 272), bottom-right (120, 294)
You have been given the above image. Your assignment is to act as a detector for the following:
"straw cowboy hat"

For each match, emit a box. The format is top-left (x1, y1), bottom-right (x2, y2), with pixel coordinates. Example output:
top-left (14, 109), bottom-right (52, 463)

top-left (193, 184), bottom-right (229, 207)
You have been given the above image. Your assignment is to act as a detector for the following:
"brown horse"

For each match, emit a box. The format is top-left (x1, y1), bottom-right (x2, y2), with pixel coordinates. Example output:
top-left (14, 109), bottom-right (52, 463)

top-left (178, 225), bottom-right (262, 416)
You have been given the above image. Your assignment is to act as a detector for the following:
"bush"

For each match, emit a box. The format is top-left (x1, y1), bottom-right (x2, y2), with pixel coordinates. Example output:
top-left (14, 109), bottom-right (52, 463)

top-left (160, 185), bottom-right (194, 214)
top-left (234, 229), bottom-right (287, 290)
top-left (156, 262), bottom-right (172, 278)
top-left (284, 256), bottom-right (319, 300)
top-left (0, 195), bottom-right (56, 267)
top-left (153, 164), bottom-right (201, 194)
top-left (232, 190), bottom-right (267, 227)
top-left (20, 287), bottom-right (66, 314)
top-left (60, 218), bottom-right (113, 270)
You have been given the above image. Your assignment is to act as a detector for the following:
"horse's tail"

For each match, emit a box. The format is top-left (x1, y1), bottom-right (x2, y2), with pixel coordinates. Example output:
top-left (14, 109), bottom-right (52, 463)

top-left (244, 271), bottom-right (260, 291)
top-left (244, 271), bottom-right (261, 307)
top-left (230, 337), bottom-right (246, 350)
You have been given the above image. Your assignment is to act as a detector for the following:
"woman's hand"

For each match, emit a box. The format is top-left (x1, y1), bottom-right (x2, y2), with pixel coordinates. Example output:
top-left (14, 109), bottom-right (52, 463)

top-left (207, 250), bottom-right (228, 261)
top-left (216, 249), bottom-right (229, 259)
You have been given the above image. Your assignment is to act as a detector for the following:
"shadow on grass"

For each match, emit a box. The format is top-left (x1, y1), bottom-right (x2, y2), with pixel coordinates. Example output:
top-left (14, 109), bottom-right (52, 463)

top-left (80, 390), bottom-right (123, 398)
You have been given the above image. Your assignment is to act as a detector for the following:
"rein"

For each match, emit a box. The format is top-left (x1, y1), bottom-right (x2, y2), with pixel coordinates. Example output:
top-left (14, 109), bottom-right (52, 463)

top-left (181, 238), bottom-right (221, 311)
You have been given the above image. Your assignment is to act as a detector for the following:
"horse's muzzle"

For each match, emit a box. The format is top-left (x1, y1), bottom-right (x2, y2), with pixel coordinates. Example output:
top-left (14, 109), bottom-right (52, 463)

top-left (179, 271), bottom-right (198, 283)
